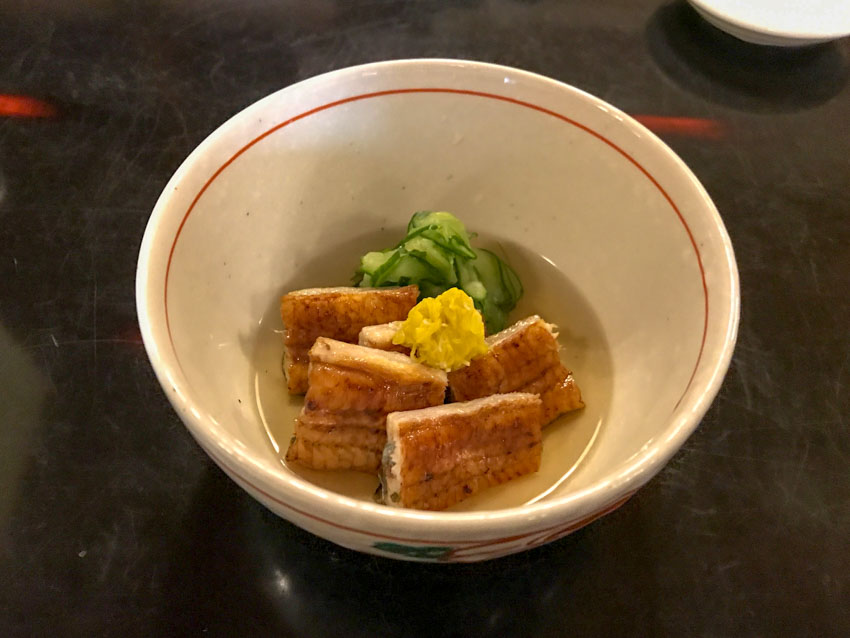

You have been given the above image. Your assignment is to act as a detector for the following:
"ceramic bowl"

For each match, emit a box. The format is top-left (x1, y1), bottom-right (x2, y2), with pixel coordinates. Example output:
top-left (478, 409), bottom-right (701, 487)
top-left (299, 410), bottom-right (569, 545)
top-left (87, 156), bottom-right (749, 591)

top-left (136, 59), bottom-right (739, 562)
top-left (688, 0), bottom-right (850, 46)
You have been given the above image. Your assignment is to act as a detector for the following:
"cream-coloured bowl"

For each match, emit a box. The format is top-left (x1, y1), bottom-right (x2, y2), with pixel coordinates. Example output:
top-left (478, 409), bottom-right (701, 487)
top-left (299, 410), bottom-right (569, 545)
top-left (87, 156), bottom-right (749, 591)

top-left (136, 59), bottom-right (739, 562)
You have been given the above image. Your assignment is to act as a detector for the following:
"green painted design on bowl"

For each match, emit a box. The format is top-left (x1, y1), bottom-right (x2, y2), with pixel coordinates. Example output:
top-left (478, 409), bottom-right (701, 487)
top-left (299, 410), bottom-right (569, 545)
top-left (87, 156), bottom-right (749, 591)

top-left (372, 542), bottom-right (454, 560)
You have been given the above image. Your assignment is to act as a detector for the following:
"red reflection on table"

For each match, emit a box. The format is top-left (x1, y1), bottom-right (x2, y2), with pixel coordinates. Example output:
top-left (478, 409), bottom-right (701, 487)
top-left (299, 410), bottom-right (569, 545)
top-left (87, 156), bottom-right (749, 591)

top-left (633, 115), bottom-right (727, 140)
top-left (0, 95), bottom-right (59, 119)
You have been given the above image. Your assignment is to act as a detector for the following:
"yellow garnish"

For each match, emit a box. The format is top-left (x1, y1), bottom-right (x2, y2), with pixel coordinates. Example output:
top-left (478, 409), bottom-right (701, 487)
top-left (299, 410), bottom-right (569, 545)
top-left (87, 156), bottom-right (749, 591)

top-left (393, 288), bottom-right (489, 372)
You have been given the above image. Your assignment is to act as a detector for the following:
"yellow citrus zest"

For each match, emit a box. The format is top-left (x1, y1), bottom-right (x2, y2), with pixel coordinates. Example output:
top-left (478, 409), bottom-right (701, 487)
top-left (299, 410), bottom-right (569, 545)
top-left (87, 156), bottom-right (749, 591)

top-left (392, 288), bottom-right (488, 372)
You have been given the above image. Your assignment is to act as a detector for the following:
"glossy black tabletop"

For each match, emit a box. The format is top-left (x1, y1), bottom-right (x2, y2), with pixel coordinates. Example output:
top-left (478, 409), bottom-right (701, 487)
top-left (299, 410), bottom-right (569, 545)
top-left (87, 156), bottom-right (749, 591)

top-left (1, 1), bottom-right (849, 636)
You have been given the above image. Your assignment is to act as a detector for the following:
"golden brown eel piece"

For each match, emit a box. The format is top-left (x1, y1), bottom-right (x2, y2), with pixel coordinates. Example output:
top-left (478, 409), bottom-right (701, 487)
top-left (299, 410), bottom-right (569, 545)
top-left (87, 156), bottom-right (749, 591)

top-left (357, 321), bottom-right (408, 353)
top-left (279, 285), bottom-right (418, 394)
top-left (382, 393), bottom-right (543, 510)
top-left (447, 315), bottom-right (584, 426)
top-left (285, 337), bottom-right (447, 473)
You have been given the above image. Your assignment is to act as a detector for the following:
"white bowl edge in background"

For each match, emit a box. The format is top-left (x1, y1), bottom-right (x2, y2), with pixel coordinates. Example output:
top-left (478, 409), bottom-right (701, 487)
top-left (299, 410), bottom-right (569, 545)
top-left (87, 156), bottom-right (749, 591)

top-left (688, 0), bottom-right (850, 46)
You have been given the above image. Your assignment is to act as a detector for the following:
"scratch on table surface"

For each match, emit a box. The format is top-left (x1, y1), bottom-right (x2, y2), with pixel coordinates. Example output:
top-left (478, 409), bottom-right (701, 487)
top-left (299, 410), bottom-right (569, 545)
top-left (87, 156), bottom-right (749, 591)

top-left (822, 573), bottom-right (844, 598)
top-left (809, 256), bottom-right (822, 296)
top-left (92, 125), bottom-right (139, 204)
top-left (170, 2), bottom-right (254, 37)
top-left (162, 95), bottom-right (191, 148)
top-left (732, 146), bottom-right (758, 186)
top-left (717, 560), bottom-right (740, 573)
top-left (97, 526), bottom-right (119, 583)
top-left (785, 436), bottom-right (811, 505)
top-left (208, 55), bottom-right (225, 82)
top-left (25, 338), bottom-right (142, 353)
top-left (690, 450), bottom-right (772, 463)
top-left (121, 513), bottom-right (140, 584)
top-left (92, 272), bottom-right (99, 370)
top-left (712, 427), bottom-right (731, 444)
top-left (722, 394), bottom-right (769, 419)
top-left (58, 248), bottom-right (74, 273)
top-left (732, 360), bottom-right (754, 412)
top-left (100, 105), bottom-right (154, 198)
top-left (50, 334), bottom-right (58, 348)
top-left (286, 5), bottom-right (406, 48)
top-left (8, 492), bottom-right (106, 582)
top-left (835, 348), bottom-right (850, 401)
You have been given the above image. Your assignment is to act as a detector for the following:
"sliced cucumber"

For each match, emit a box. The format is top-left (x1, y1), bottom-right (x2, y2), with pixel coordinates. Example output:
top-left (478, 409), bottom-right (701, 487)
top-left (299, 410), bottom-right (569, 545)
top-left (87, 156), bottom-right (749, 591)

top-left (470, 249), bottom-right (505, 304)
top-left (356, 212), bottom-right (523, 332)
top-left (418, 281), bottom-right (449, 299)
top-left (407, 211), bottom-right (476, 259)
top-left (403, 236), bottom-right (457, 284)
top-left (475, 249), bottom-right (522, 305)
top-left (479, 297), bottom-right (507, 335)
top-left (377, 251), bottom-right (441, 286)
top-left (359, 249), bottom-right (395, 276)
top-left (455, 258), bottom-right (486, 302)
top-left (366, 250), bottom-right (402, 286)
top-left (465, 249), bottom-right (523, 333)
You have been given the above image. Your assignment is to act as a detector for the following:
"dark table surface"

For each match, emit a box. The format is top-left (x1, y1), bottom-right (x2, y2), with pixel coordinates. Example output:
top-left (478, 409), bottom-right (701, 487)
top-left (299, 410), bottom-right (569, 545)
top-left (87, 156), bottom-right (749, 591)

top-left (1, 1), bottom-right (849, 636)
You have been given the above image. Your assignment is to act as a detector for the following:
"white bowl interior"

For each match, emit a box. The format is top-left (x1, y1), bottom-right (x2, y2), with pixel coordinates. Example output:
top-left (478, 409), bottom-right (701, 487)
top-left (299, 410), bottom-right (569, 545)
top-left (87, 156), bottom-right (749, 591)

top-left (139, 61), bottom-right (736, 518)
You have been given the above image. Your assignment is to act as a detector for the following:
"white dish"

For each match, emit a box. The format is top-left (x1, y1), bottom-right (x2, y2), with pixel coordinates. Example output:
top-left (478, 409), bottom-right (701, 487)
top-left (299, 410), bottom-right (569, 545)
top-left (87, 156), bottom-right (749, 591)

top-left (689, 0), bottom-right (850, 46)
top-left (136, 59), bottom-right (739, 562)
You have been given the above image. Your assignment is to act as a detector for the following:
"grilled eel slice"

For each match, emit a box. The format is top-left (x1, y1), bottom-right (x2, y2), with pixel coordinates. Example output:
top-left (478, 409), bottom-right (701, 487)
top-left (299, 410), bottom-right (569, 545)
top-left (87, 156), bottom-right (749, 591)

top-left (280, 285), bottom-right (418, 394)
top-left (382, 393), bottom-right (543, 510)
top-left (285, 337), bottom-right (447, 473)
top-left (447, 316), bottom-right (584, 426)
top-left (357, 321), bottom-right (408, 353)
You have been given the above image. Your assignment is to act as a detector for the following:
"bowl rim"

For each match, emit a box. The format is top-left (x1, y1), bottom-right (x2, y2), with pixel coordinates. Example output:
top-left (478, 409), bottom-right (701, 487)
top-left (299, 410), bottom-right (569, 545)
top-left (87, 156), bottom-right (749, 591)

top-left (136, 58), bottom-right (740, 531)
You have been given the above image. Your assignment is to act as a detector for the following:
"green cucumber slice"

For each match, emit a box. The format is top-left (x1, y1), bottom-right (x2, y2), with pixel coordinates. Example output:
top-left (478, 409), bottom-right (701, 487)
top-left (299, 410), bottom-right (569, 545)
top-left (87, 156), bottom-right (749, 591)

top-left (403, 236), bottom-right (457, 284)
